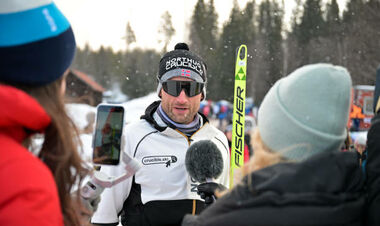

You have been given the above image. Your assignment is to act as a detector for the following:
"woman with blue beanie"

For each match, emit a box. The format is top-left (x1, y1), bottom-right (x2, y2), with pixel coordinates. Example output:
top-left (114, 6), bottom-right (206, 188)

top-left (0, 1), bottom-right (89, 225)
top-left (182, 63), bottom-right (365, 226)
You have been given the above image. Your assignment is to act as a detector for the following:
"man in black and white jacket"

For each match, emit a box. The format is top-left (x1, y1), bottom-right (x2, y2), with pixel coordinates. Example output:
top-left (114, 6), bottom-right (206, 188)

top-left (91, 43), bottom-right (230, 226)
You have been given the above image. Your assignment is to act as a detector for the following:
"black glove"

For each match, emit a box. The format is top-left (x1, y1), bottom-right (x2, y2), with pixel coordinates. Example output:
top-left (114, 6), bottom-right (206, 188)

top-left (197, 182), bottom-right (227, 205)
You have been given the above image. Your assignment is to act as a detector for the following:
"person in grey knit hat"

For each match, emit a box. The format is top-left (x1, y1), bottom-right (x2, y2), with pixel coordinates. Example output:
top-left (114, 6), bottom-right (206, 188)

top-left (182, 63), bottom-right (366, 226)
top-left (258, 63), bottom-right (352, 160)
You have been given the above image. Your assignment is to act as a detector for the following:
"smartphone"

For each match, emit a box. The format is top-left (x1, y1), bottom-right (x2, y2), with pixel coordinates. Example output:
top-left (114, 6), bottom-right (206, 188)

top-left (93, 104), bottom-right (125, 165)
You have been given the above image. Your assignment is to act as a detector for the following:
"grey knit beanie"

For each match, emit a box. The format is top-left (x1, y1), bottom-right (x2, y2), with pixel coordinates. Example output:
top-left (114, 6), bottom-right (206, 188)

top-left (258, 63), bottom-right (352, 161)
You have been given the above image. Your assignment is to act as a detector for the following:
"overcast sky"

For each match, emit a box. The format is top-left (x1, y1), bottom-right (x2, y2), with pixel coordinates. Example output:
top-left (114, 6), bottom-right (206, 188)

top-left (54, 0), bottom-right (346, 52)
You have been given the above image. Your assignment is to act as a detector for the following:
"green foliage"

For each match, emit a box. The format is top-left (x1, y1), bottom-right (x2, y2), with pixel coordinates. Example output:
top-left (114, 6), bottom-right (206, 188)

top-left (188, 0), bottom-right (220, 100)
top-left (158, 11), bottom-right (176, 53)
top-left (325, 0), bottom-right (341, 36)
top-left (339, 0), bottom-right (380, 85)
top-left (251, 0), bottom-right (284, 104)
top-left (343, 0), bottom-right (364, 23)
top-left (73, 46), bottom-right (160, 99)
top-left (125, 22), bottom-right (136, 51)
top-left (296, 0), bottom-right (325, 44)
top-left (213, 0), bottom-right (255, 102)
top-left (286, 0), bottom-right (380, 88)
top-left (120, 49), bottom-right (161, 98)
top-left (71, 0), bottom-right (380, 105)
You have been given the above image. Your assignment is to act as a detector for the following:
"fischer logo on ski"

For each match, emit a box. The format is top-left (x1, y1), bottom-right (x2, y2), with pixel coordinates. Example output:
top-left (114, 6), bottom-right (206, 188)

top-left (230, 44), bottom-right (247, 188)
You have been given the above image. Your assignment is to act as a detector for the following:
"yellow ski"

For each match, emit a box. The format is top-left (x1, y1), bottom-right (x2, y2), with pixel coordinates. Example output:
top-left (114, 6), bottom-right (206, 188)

top-left (230, 44), bottom-right (247, 188)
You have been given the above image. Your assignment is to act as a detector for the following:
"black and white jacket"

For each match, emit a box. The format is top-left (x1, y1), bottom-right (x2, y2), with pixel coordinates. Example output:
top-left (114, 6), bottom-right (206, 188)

top-left (91, 101), bottom-right (230, 226)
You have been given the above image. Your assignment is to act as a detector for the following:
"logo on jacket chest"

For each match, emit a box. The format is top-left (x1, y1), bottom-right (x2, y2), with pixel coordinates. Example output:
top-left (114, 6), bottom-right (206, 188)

top-left (142, 155), bottom-right (178, 167)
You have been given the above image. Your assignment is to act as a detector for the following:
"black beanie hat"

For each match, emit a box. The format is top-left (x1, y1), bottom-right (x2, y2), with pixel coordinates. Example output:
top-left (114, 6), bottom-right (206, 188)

top-left (157, 43), bottom-right (207, 98)
top-left (158, 43), bottom-right (207, 82)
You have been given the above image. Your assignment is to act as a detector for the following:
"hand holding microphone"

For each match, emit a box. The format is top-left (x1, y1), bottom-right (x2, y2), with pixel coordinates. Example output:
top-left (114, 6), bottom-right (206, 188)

top-left (197, 182), bottom-right (227, 205)
top-left (185, 140), bottom-right (226, 206)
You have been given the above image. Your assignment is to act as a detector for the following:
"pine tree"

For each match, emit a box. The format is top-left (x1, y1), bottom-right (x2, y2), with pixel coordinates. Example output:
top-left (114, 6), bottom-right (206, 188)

top-left (325, 0), bottom-right (341, 36)
top-left (189, 0), bottom-right (209, 54)
top-left (121, 49), bottom-right (161, 98)
top-left (158, 11), bottom-right (176, 53)
top-left (320, 0), bottom-right (343, 64)
top-left (189, 0), bottom-right (219, 100)
top-left (297, 0), bottom-right (325, 45)
top-left (214, 0), bottom-right (255, 101)
top-left (340, 0), bottom-right (380, 85)
top-left (343, 0), bottom-right (364, 23)
top-left (285, 0), bottom-right (304, 72)
top-left (251, 0), bottom-right (284, 104)
top-left (292, 0), bottom-right (325, 65)
top-left (125, 22), bottom-right (136, 52)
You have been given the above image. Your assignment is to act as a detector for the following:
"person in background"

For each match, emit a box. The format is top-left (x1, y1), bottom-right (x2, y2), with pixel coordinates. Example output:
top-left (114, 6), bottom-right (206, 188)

top-left (341, 127), bottom-right (354, 152)
top-left (182, 64), bottom-right (365, 226)
top-left (224, 122), bottom-right (251, 163)
top-left (350, 104), bottom-right (365, 131)
top-left (244, 115), bottom-right (256, 156)
top-left (91, 43), bottom-right (230, 226)
top-left (354, 133), bottom-right (367, 169)
top-left (0, 0), bottom-right (90, 225)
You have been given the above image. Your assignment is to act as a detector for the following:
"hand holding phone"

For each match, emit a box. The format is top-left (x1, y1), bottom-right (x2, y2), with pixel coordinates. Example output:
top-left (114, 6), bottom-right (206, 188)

top-left (81, 104), bottom-right (141, 206)
top-left (93, 104), bottom-right (125, 165)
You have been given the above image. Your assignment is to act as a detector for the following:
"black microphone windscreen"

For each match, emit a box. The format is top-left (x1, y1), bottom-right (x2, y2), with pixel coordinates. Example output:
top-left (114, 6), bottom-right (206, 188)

top-left (185, 140), bottom-right (223, 183)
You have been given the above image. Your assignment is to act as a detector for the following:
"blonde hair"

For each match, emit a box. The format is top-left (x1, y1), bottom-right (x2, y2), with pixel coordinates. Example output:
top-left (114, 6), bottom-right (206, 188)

top-left (241, 129), bottom-right (285, 176)
top-left (216, 129), bottom-right (285, 197)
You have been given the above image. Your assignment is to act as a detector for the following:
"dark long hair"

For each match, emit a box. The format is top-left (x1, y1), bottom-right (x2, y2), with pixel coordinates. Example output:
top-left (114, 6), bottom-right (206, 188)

top-left (14, 77), bottom-right (89, 225)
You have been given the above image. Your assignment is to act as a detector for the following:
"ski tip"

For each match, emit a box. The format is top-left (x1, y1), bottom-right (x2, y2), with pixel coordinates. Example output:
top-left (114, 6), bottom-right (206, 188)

top-left (237, 44), bottom-right (247, 61)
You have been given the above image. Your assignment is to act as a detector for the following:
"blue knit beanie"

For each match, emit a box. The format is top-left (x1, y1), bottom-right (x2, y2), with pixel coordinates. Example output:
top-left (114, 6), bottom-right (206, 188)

top-left (0, 0), bottom-right (76, 85)
top-left (258, 63), bottom-right (352, 161)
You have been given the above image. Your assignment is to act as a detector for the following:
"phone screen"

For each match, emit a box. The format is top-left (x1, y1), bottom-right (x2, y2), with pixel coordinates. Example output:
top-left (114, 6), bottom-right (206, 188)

top-left (93, 105), bottom-right (124, 165)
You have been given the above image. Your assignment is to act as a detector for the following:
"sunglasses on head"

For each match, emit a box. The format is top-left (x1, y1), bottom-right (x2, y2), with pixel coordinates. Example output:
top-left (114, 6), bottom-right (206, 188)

top-left (162, 80), bottom-right (204, 97)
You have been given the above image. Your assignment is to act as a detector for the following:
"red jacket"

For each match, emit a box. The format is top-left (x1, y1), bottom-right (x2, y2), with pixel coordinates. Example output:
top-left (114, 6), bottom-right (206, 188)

top-left (0, 85), bottom-right (63, 225)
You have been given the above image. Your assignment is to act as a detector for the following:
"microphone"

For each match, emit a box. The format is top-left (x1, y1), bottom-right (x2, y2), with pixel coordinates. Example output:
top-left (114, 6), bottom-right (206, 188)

top-left (185, 140), bottom-right (224, 183)
top-left (185, 140), bottom-right (225, 206)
